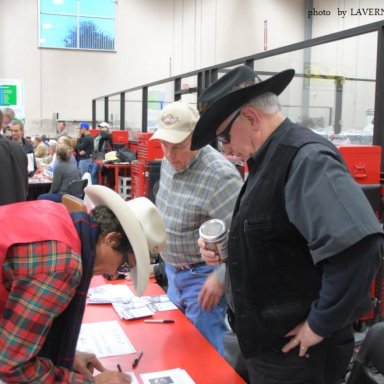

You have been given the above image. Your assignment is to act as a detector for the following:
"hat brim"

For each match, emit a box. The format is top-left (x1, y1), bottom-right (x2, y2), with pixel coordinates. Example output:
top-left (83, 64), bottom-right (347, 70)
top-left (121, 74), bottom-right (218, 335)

top-left (84, 185), bottom-right (150, 296)
top-left (150, 128), bottom-right (191, 144)
top-left (191, 69), bottom-right (295, 150)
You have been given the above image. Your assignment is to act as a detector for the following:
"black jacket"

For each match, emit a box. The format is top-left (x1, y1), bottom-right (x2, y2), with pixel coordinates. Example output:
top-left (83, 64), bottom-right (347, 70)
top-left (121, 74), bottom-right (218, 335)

top-left (0, 137), bottom-right (28, 204)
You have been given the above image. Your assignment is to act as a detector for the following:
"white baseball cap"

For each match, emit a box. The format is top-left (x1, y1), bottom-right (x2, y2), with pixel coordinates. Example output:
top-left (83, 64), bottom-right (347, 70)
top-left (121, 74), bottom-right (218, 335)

top-left (150, 101), bottom-right (199, 144)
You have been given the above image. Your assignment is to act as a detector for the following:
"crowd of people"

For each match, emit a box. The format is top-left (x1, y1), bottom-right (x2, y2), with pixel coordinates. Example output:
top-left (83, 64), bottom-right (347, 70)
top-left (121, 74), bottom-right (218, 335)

top-left (0, 66), bottom-right (383, 384)
top-left (0, 110), bottom-right (113, 202)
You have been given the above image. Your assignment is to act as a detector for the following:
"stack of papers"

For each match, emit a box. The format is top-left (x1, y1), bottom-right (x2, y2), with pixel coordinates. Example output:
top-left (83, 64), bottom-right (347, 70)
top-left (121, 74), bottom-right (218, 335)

top-left (113, 295), bottom-right (177, 320)
top-left (140, 368), bottom-right (196, 384)
top-left (87, 284), bottom-right (134, 304)
top-left (113, 301), bottom-right (154, 320)
top-left (87, 284), bottom-right (177, 320)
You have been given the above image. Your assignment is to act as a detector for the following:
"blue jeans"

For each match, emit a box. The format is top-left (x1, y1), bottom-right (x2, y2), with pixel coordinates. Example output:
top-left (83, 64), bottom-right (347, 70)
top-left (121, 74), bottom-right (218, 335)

top-left (78, 158), bottom-right (92, 177)
top-left (165, 263), bottom-right (227, 355)
top-left (91, 162), bottom-right (99, 185)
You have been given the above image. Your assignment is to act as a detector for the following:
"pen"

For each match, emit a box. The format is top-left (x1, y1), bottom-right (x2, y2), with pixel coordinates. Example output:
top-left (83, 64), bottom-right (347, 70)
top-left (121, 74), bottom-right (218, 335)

top-left (144, 319), bottom-right (175, 323)
top-left (117, 363), bottom-right (122, 372)
top-left (132, 350), bottom-right (143, 368)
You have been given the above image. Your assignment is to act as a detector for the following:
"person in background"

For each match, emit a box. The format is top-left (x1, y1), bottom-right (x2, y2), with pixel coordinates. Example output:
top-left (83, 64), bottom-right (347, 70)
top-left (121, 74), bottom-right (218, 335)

top-left (192, 67), bottom-right (383, 384)
top-left (76, 122), bottom-right (94, 176)
top-left (33, 135), bottom-right (48, 159)
top-left (96, 122), bottom-right (112, 153)
top-left (196, 65), bottom-right (258, 379)
top-left (42, 137), bottom-right (78, 177)
top-left (10, 119), bottom-right (36, 176)
top-left (151, 101), bottom-right (243, 355)
top-left (0, 185), bottom-right (166, 384)
top-left (37, 145), bottom-right (81, 203)
top-left (56, 120), bottom-right (68, 138)
top-left (41, 134), bottom-right (49, 145)
top-left (1, 107), bottom-right (15, 138)
top-left (0, 110), bottom-right (28, 205)
top-left (39, 139), bottom-right (58, 173)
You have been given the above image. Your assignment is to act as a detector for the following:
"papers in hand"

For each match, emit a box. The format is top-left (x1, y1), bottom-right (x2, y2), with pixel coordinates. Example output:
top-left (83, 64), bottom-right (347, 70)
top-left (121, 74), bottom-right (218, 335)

top-left (113, 295), bottom-right (177, 320)
top-left (87, 284), bottom-right (134, 304)
top-left (140, 368), bottom-right (196, 384)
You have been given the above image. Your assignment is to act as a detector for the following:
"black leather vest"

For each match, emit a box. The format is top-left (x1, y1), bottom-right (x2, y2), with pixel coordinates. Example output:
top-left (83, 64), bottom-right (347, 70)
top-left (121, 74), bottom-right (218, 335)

top-left (229, 121), bottom-right (343, 358)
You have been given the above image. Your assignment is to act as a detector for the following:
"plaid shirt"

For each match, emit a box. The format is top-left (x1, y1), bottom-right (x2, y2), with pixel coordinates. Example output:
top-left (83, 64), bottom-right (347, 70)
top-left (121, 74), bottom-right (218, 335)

top-left (0, 240), bottom-right (94, 384)
top-left (156, 145), bottom-right (243, 266)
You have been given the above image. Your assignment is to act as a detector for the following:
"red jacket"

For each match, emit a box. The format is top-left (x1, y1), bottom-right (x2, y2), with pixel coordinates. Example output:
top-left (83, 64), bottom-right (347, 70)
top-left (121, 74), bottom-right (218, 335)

top-left (0, 200), bottom-right (81, 312)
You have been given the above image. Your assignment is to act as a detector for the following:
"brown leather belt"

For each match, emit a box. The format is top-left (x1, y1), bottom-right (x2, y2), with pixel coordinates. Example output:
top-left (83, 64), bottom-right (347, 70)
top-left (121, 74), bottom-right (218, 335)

top-left (172, 261), bottom-right (206, 271)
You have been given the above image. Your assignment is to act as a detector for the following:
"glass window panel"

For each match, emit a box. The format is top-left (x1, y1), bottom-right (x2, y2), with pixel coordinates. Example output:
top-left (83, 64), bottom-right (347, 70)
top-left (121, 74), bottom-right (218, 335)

top-left (80, 0), bottom-right (115, 17)
top-left (39, 0), bottom-right (115, 51)
top-left (40, 14), bottom-right (77, 48)
top-left (40, 0), bottom-right (77, 14)
top-left (109, 96), bottom-right (120, 129)
top-left (240, 31), bottom-right (377, 146)
top-left (96, 100), bottom-right (105, 123)
top-left (125, 90), bottom-right (143, 133)
top-left (79, 17), bottom-right (114, 50)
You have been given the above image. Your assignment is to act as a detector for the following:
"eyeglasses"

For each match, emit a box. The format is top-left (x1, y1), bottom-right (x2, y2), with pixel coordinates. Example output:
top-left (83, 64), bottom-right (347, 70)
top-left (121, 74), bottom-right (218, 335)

top-left (116, 250), bottom-right (132, 275)
top-left (217, 110), bottom-right (240, 145)
top-left (116, 262), bottom-right (131, 275)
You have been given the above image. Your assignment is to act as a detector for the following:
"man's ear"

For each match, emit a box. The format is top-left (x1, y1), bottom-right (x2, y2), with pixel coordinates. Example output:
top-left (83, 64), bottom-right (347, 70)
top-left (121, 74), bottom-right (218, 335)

top-left (240, 106), bottom-right (262, 129)
top-left (104, 232), bottom-right (122, 247)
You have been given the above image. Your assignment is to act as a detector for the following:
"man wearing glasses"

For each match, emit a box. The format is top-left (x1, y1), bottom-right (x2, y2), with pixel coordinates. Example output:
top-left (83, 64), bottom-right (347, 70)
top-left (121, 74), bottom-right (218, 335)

top-left (0, 185), bottom-right (165, 384)
top-left (193, 67), bottom-right (383, 384)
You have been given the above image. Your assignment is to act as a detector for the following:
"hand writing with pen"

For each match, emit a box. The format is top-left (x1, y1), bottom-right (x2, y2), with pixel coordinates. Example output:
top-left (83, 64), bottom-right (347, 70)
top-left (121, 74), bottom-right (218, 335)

top-left (74, 351), bottom-right (132, 383)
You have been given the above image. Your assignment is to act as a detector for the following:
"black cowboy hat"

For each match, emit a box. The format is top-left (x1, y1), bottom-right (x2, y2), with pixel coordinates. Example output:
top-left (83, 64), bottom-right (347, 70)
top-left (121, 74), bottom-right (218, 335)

top-left (197, 65), bottom-right (256, 115)
top-left (191, 68), bottom-right (295, 150)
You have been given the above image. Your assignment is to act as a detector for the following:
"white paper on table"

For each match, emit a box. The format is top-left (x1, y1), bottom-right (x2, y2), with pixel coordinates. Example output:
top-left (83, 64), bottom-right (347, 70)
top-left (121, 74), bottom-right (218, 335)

top-left (138, 295), bottom-right (178, 312)
top-left (128, 372), bottom-right (139, 384)
top-left (94, 370), bottom-right (139, 384)
top-left (87, 284), bottom-right (134, 304)
top-left (76, 320), bottom-right (136, 358)
top-left (140, 368), bottom-right (196, 384)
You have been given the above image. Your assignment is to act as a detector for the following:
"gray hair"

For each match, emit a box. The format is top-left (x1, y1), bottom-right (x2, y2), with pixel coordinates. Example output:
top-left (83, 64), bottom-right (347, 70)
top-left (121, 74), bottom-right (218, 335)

top-left (246, 92), bottom-right (281, 115)
top-left (2, 107), bottom-right (15, 119)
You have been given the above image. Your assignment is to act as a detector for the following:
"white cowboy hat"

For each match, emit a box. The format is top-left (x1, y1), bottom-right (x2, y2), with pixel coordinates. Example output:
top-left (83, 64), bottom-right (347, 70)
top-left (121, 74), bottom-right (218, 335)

top-left (84, 185), bottom-right (166, 296)
top-left (103, 151), bottom-right (119, 163)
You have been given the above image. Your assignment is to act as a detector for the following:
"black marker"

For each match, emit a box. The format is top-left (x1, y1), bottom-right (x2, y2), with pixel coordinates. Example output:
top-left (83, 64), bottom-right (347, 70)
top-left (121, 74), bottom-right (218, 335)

top-left (144, 319), bottom-right (175, 323)
top-left (132, 350), bottom-right (143, 368)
